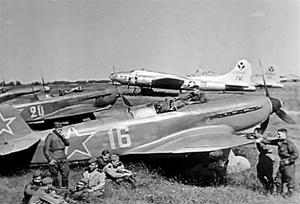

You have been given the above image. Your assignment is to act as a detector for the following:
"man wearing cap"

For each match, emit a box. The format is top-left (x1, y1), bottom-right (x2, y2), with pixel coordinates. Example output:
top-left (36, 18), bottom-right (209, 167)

top-left (83, 157), bottom-right (106, 198)
top-left (43, 122), bottom-right (70, 189)
top-left (97, 149), bottom-right (110, 171)
top-left (28, 177), bottom-right (67, 204)
top-left (104, 154), bottom-right (135, 185)
top-left (260, 128), bottom-right (299, 197)
top-left (22, 171), bottom-right (42, 204)
top-left (66, 178), bottom-right (89, 203)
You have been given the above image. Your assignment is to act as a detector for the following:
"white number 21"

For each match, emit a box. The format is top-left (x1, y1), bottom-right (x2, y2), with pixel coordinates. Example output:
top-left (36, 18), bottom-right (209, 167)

top-left (108, 126), bottom-right (131, 149)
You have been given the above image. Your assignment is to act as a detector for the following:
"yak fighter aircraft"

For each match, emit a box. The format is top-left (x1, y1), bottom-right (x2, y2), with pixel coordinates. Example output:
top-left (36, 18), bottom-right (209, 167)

top-left (0, 85), bottom-right (47, 104)
top-left (10, 88), bottom-right (118, 127)
top-left (0, 79), bottom-right (295, 174)
top-left (252, 65), bottom-right (284, 88)
top-left (187, 60), bottom-right (256, 91)
top-left (109, 60), bottom-right (256, 95)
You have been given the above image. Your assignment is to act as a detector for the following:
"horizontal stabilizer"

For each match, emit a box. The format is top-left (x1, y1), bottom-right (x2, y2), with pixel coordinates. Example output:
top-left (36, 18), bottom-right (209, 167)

top-left (0, 136), bottom-right (40, 156)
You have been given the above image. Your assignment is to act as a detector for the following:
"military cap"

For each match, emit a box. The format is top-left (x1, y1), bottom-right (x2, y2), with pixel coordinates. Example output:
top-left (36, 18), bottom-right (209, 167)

top-left (110, 154), bottom-right (120, 161)
top-left (54, 122), bottom-right (62, 129)
top-left (32, 170), bottom-right (42, 178)
top-left (88, 156), bottom-right (98, 164)
top-left (78, 177), bottom-right (88, 185)
top-left (41, 177), bottom-right (53, 185)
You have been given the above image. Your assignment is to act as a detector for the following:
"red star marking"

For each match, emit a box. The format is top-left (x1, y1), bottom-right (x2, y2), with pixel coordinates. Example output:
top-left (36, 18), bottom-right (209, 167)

top-left (65, 127), bottom-right (95, 159)
top-left (0, 113), bottom-right (16, 135)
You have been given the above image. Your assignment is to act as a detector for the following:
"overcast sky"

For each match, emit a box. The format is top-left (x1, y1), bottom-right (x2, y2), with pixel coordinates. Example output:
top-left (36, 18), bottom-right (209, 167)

top-left (1, 0), bottom-right (299, 83)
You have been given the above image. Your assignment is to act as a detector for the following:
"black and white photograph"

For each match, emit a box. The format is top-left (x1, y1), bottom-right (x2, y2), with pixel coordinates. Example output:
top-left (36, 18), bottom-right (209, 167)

top-left (0, 0), bottom-right (299, 203)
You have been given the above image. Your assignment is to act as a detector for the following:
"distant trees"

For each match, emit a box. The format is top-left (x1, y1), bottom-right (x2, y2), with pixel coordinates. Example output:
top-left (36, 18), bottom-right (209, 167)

top-left (31, 81), bottom-right (41, 85)
top-left (7, 81), bottom-right (15, 86)
top-left (15, 80), bottom-right (21, 86)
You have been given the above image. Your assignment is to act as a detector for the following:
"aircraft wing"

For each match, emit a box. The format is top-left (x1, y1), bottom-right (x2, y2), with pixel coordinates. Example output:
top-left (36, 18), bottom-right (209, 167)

top-left (126, 125), bottom-right (253, 154)
top-left (28, 104), bottom-right (111, 122)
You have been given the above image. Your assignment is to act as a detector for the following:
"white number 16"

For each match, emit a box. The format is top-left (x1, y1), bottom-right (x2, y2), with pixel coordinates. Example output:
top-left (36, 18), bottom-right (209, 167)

top-left (108, 126), bottom-right (131, 149)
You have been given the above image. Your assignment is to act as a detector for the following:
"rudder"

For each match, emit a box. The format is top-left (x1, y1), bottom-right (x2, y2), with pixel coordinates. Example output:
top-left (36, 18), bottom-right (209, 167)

top-left (0, 104), bottom-right (33, 142)
top-left (221, 59), bottom-right (253, 86)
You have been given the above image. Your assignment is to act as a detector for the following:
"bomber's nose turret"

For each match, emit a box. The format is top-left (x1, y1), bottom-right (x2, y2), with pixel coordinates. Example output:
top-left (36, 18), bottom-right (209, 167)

top-left (109, 73), bottom-right (117, 81)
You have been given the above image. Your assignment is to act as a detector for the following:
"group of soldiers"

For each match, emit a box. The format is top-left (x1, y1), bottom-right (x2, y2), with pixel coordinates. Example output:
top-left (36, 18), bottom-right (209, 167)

top-left (21, 110), bottom-right (299, 203)
top-left (254, 127), bottom-right (299, 197)
top-left (22, 122), bottom-right (135, 204)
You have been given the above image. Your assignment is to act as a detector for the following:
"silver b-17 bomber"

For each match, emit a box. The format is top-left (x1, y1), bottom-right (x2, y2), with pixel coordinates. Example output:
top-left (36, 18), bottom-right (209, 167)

top-left (0, 61), bottom-right (296, 174)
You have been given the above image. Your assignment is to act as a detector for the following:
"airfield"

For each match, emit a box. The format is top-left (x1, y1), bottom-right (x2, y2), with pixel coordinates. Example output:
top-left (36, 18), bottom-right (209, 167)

top-left (0, 82), bottom-right (299, 204)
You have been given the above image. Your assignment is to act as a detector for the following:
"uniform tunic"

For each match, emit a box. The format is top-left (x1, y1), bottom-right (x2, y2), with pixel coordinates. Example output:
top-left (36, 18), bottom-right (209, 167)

top-left (256, 141), bottom-right (274, 192)
top-left (43, 130), bottom-right (70, 188)
top-left (262, 138), bottom-right (299, 193)
top-left (83, 169), bottom-right (105, 197)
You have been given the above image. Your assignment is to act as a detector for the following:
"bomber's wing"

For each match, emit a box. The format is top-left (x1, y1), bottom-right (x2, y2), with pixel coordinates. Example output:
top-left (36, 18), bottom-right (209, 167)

top-left (126, 125), bottom-right (252, 154)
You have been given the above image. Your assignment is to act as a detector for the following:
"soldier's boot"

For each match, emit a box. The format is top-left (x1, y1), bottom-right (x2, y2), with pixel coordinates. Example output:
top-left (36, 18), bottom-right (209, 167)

top-left (269, 186), bottom-right (274, 195)
top-left (275, 185), bottom-right (283, 196)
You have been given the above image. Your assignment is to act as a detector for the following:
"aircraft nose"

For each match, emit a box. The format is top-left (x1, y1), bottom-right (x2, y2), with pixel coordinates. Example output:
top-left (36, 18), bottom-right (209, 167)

top-left (109, 73), bottom-right (117, 81)
top-left (269, 97), bottom-right (282, 113)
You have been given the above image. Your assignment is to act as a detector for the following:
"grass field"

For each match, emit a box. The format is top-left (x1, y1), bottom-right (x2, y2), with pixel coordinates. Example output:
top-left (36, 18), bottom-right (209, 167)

top-left (0, 83), bottom-right (299, 204)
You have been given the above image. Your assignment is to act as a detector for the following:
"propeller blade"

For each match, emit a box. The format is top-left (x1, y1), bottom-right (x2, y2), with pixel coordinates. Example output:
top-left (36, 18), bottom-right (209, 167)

top-left (260, 117), bottom-right (269, 134)
top-left (276, 109), bottom-right (296, 124)
top-left (258, 59), bottom-right (270, 97)
top-left (112, 66), bottom-right (115, 73)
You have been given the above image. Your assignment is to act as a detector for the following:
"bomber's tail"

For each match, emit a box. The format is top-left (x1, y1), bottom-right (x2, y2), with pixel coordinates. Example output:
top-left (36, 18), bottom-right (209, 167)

top-left (266, 65), bottom-right (280, 83)
top-left (220, 59), bottom-right (253, 87)
top-left (0, 104), bottom-right (33, 144)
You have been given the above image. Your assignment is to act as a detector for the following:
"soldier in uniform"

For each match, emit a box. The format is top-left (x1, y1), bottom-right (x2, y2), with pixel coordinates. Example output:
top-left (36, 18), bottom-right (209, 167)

top-left (22, 171), bottom-right (42, 204)
top-left (67, 178), bottom-right (89, 203)
top-left (260, 128), bottom-right (299, 196)
top-left (104, 154), bottom-right (135, 185)
top-left (254, 128), bottom-right (275, 194)
top-left (28, 177), bottom-right (67, 204)
top-left (83, 157), bottom-right (106, 198)
top-left (97, 150), bottom-right (110, 171)
top-left (43, 122), bottom-right (70, 189)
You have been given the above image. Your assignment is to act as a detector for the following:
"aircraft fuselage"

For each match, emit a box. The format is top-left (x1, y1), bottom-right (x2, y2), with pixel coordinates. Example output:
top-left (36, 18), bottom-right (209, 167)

top-left (28, 95), bottom-right (271, 164)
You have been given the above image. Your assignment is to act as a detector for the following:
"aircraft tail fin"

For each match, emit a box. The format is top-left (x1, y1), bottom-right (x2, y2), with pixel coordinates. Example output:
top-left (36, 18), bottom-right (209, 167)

top-left (0, 104), bottom-right (33, 144)
top-left (220, 59), bottom-right (253, 86)
top-left (266, 65), bottom-right (280, 82)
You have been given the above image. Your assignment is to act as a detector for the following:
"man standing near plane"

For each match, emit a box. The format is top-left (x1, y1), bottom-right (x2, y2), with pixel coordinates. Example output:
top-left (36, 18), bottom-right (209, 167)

top-left (260, 128), bottom-right (299, 197)
top-left (43, 122), bottom-right (70, 189)
top-left (254, 128), bottom-right (274, 194)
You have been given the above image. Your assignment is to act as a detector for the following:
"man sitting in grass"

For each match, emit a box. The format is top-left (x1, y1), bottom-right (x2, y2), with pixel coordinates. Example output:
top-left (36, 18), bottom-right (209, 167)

top-left (103, 154), bottom-right (136, 186)
top-left (28, 177), bottom-right (67, 204)
top-left (22, 171), bottom-right (42, 204)
top-left (66, 178), bottom-right (89, 204)
top-left (83, 157), bottom-right (106, 198)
